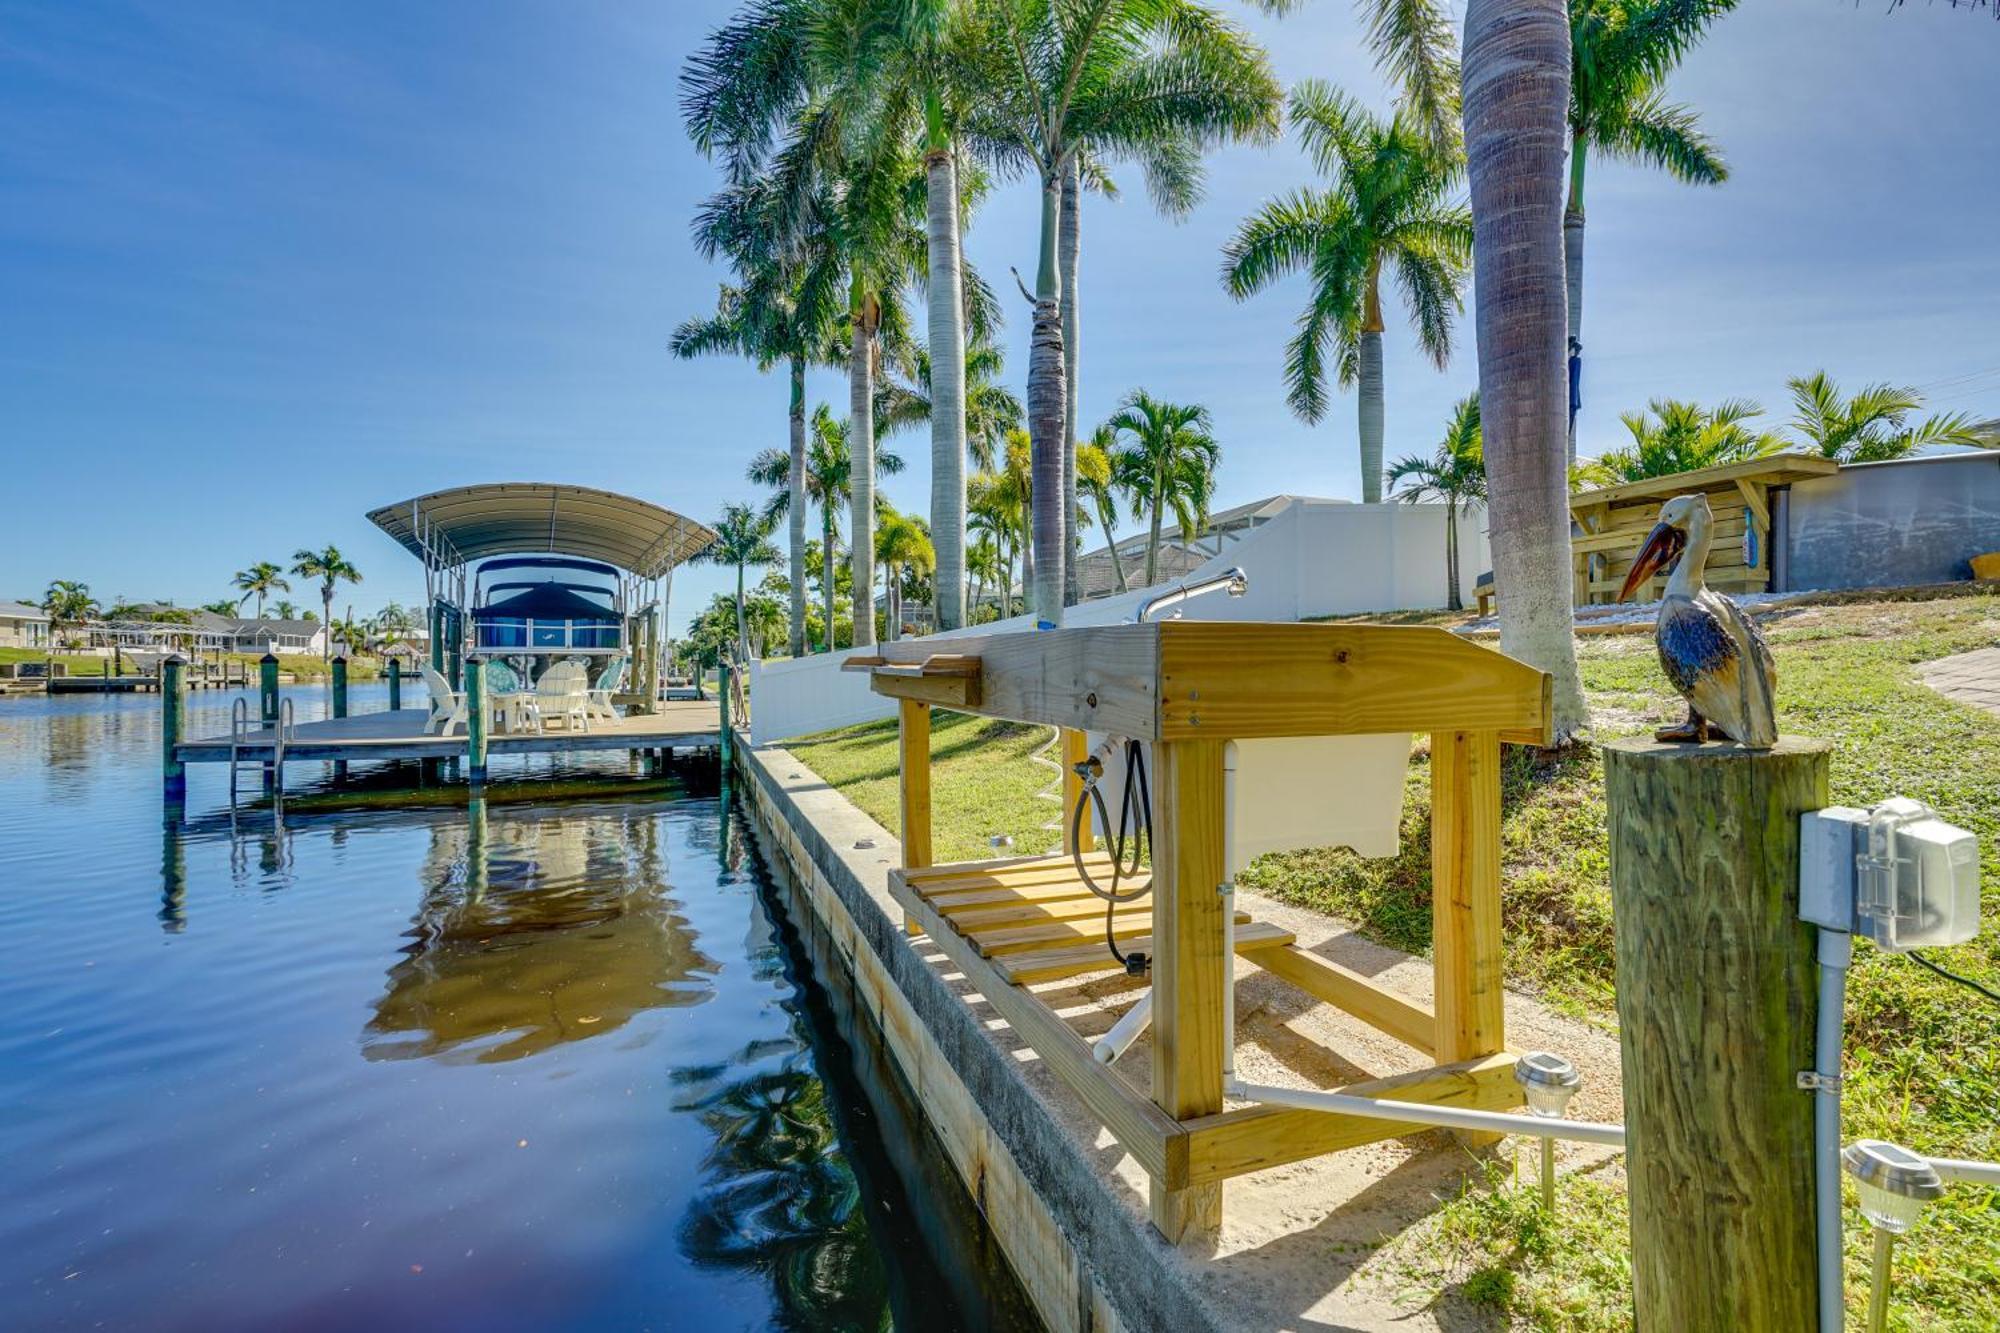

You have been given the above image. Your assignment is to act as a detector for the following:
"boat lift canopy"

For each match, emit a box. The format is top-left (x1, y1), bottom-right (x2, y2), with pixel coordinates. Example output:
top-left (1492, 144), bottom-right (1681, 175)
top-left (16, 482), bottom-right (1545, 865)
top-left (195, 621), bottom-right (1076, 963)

top-left (367, 483), bottom-right (715, 582)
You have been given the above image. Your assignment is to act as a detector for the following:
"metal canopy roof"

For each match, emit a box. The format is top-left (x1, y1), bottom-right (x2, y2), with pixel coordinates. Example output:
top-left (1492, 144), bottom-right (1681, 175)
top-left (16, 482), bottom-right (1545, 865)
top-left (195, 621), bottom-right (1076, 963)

top-left (367, 483), bottom-right (716, 580)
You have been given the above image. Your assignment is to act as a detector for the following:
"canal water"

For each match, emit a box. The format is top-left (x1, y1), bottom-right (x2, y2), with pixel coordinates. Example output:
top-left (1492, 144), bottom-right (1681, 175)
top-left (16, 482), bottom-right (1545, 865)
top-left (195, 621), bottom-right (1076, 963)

top-left (0, 683), bottom-right (1040, 1331)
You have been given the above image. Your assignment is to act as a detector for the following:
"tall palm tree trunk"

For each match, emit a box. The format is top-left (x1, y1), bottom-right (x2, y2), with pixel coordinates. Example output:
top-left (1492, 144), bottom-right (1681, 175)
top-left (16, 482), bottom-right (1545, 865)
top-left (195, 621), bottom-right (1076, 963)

top-left (1564, 135), bottom-right (1586, 466)
top-left (822, 512), bottom-right (838, 652)
top-left (1358, 274), bottom-right (1386, 504)
top-left (1100, 499), bottom-right (1127, 592)
top-left (849, 287), bottom-right (877, 648)
top-left (926, 114), bottom-right (969, 632)
top-left (787, 357), bottom-right (808, 657)
top-left (1060, 159), bottom-right (1082, 607)
top-left (320, 587), bottom-right (334, 657)
top-left (1027, 170), bottom-right (1067, 626)
top-left (1445, 502), bottom-right (1462, 611)
top-left (1146, 483), bottom-right (1165, 585)
top-left (1462, 0), bottom-right (1589, 740)
top-left (734, 563), bottom-right (749, 660)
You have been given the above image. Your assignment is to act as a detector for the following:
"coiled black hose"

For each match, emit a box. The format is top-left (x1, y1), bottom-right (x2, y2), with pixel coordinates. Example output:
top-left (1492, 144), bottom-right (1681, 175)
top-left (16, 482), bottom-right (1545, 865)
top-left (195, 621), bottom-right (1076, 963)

top-left (1069, 738), bottom-right (1153, 974)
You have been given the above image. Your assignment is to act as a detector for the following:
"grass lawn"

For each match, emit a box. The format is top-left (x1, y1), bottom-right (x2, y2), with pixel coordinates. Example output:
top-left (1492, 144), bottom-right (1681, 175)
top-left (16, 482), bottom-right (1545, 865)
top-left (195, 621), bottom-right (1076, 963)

top-left (779, 593), bottom-right (2000, 1330)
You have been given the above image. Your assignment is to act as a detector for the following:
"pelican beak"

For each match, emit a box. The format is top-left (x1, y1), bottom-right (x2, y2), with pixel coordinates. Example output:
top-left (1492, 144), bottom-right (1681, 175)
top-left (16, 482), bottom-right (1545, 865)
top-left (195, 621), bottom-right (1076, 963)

top-left (1619, 521), bottom-right (1686, 601)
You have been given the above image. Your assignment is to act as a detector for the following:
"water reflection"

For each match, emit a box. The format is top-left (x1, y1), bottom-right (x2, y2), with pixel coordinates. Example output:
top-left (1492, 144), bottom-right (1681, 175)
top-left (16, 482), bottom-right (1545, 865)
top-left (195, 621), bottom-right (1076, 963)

top-left (674, 1042), bottom-right (893, 1328)
top-left (363, 801), bottom-right (719, 1064)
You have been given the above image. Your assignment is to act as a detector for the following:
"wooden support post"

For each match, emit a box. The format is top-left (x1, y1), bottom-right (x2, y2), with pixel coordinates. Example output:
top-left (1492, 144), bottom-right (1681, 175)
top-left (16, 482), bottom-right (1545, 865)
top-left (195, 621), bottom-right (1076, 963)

top-left (161, 655), bottom-right (186, 806)
top-left (387, 658), bottom-right (402, 711)
top-left (1605, 737), bottom-right (1829, 1332)
top-left (1060, 727), bottom-right (1092, 854)
top-left (898, 699), bottom-right (933, 936)
top-left (464, 659), bottom-right (488, 785)
top-left (1430, 729), bottom-right (1505, 1065)
top-left (1149, 738), bottom-right (1227, 1248)
top-left (259, 653), bottom-right (280, 793)
top-left (428, 603), bottom-right (444, 675)
top-left (718, 664), bottom-right (733, 773)
top-left (330, 654), bottom-right (349, 782)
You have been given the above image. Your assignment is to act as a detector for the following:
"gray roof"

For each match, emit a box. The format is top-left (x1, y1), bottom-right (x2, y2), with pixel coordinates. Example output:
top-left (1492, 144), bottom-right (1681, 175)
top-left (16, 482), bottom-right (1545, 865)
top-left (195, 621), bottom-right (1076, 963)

top-left (0, 600), bottom-right (49, 620)
top-left (368, 482), bottom-right (716, 579)
top-left (225, 617), bottom-right (323, 637)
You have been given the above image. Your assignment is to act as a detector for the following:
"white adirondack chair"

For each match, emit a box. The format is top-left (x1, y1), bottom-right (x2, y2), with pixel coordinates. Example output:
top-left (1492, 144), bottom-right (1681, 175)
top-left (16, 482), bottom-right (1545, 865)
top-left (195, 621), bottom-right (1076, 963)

top-left (422, 667), bottom-right (467, 735)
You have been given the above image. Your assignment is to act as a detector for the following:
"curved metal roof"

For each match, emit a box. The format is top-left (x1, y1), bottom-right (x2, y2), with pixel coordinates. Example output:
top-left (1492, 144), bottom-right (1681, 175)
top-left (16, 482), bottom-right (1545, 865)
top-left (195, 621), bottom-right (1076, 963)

top-left (367, 483), bottom-right (715, 580)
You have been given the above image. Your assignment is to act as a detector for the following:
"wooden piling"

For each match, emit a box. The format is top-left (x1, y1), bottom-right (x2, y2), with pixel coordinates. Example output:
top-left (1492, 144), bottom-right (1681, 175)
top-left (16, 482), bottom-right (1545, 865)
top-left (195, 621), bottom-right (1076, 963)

top-left (259, 654), bottom-right (280, 726)
top-left (1605, 736), bottom-right (1830, 1332)
top-left (330, 656), bottom-right (349, 782)
top-left (387, 658), bottom-right (402, 711)
top-left (718, 664), bottom-right (733, 773)
top-left (161, 655), bottom-right (187, 805)
top-left (899, 699), bottom-right (932, 936)
top-left (464, 658), bottom-right (488, 784)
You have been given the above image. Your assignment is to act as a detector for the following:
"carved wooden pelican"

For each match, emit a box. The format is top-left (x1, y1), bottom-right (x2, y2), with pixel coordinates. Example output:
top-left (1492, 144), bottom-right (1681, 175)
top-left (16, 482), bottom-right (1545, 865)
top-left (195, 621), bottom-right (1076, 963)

top-left (1619, 494), bottom-right (1778, 749)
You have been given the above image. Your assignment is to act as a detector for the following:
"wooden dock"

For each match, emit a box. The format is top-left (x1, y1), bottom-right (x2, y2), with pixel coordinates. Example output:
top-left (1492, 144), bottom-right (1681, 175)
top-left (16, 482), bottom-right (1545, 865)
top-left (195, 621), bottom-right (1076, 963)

top-left (175, 701), bottom-right (723, 765)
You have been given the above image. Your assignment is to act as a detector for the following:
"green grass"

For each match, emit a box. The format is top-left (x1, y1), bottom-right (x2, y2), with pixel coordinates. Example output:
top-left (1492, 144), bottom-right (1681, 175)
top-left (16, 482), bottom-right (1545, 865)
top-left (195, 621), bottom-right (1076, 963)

top-left (779, 595), bottom-right (2000, 1329)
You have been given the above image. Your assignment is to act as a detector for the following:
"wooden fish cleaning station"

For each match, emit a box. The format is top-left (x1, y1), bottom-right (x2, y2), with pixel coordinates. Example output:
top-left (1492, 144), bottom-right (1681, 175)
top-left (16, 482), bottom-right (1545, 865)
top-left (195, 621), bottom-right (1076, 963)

top-left (847, 621), bottom-right (1554, 1246)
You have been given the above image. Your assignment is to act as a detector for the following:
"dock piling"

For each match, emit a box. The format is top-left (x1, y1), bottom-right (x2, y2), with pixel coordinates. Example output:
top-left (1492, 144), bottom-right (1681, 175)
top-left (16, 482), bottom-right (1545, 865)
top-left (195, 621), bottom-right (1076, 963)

top-left (162, 655), bottom-right (187, 807)
top-left (464, 659), bottom-right (488, 785)
top-left (387, 659), bottom-right (402, 711)
top-left (331, 656), bottom-right (349, 782)
top-left (718, 664), bottom-right (733, 774)
top-left (259, 654), bottom-right (280, 793)
top-left (1605, 737), bottom-right (1830, 1330)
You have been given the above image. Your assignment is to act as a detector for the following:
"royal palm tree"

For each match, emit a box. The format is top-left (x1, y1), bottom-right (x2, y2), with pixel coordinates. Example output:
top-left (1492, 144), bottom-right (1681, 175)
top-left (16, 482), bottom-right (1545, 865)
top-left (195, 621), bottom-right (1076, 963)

top-left (693, 503), bottom-right (783, 659)
top-left (1104, 391), bottom-right (1219, 586)
top-left (1461, 0), bottom-right (1590, 739)
top-left (1223, 82), bottom-right (1471, 504)
top-left (1564, 0), bottom-right (1736, 460)
top-left (1076, 429), bottom-right (1130, 595)
top-left (675, 175), bottom-right (845, 659)
top-left (232, 561), bottom-right (290, 619)
top-left (1388, 393), bottom-right (1486, 611)
top-left (874, 329), bottom-right (1022, 471)
top-left (42, 580), bottom-right (97, 646)
top-left (969, 430), bottom-right (1033, 618)
top-left (874, 510), bottom-right (936, 642)
top-left (748, 406), bottom-right (904, 652)
top-left (957, 0), bottom-right (1281, 625)
top-left (1783, 371), bottom-right (1982, 463)
top-left (1580, 397), bottom-right (1781, 483)
top-left (289, 546), bottom-right (362, 658)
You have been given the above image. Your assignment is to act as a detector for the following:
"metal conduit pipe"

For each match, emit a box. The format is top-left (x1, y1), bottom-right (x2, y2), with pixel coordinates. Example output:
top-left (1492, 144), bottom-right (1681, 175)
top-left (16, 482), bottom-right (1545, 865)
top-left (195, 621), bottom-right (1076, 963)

top-left (1134, 566), bottom-right (1248, 623)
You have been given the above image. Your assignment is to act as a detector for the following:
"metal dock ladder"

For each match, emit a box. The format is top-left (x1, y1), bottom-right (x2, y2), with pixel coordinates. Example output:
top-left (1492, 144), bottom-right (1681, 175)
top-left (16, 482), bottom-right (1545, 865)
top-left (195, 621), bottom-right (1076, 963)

top-left (228, 696), bottom-right (295, 810)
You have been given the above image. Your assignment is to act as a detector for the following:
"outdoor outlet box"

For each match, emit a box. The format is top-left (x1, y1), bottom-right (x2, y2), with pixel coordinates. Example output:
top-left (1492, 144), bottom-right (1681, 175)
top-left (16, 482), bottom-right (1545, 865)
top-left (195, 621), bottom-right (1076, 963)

top-left (1800, 798), bottom-right (1981, 951)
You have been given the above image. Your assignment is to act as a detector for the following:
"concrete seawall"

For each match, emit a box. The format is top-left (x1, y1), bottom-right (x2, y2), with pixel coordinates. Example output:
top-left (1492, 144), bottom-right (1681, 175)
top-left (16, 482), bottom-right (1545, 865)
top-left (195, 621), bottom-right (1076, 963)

top-left (734, 734), bottom-right (1224, 1333)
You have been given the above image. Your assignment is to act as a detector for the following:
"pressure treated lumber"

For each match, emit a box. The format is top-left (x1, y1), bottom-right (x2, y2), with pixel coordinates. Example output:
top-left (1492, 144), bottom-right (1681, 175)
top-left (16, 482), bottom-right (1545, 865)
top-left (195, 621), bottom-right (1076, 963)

top-left (1239, 940), bottom-right (1436, 1054)
top-left (1605, 736), bottom-right (1829, 1333)
top-left (898, 699), bottom-right (931, 936)
top-left (993, 921), bottom-right (1296, 986)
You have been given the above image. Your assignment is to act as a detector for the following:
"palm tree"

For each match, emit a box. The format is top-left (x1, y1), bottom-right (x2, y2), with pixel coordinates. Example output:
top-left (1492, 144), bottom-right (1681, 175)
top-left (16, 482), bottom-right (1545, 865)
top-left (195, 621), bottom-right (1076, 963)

top-left (271, 599), bottom-right (301, 621)
top-left (969, 430), bottom-right (1034, 619)
top-left (965, 535), bottom-right (1003, 619)
top-left (42, 580), bottom-right (97, 646)
top-left (1076, 429), bottom-right (1131, 596)
top-left (289, 546), bottom-right (362, 658)
top-left (232, 561), bottom-right (290, 619)
top-left (1388, 393), bottom-right (1486, 611)
top-left (683, 0), bottom-right (985, 634)
top-left (1579, 397), bottom-right (1781, 483)
top-left (1104, 391), bottom-right (1220, 586)
top-left (957, 0), bottom-right (1281, 625)
top-left (1223, 82), bottom-right (1471, 504)
top-left (748, 406), bottom-right (904, 652)
top-left (875, 329), bottom-right (1022, 471)
top-left (674, 175), bottom-right (844, 660)
top-left (694, 503), bottom-right (783, 659)
top-left (1460, 0), bottom-right (1590, 740)
top-left (1565, 0), bottom-right (1736, 461)
top-left (874, 511), bottom-right (936, 643)
top-left (1783, 371), bottom-right (1982, 463)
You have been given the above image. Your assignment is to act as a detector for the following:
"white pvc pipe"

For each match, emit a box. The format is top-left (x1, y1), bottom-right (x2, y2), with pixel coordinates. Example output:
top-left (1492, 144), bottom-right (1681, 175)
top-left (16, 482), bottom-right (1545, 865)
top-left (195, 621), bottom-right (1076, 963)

top-left (1928, 1156), bottom-right (2000, 1188)
top-left (1222, 747), bottom-right (1237, 1083)
top-left (1093, 992), bottom-right (1152, 1065)
top-left (1813, 927), bottom-right (1851, 1333)
top-left (1226, 1077), bottom-right (1628, 1148)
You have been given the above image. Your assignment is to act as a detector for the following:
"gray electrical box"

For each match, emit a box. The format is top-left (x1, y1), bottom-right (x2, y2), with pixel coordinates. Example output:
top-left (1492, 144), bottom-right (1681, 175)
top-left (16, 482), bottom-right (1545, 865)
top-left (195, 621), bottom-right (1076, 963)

top-left (1800, 798), bottom-right (1981, 951)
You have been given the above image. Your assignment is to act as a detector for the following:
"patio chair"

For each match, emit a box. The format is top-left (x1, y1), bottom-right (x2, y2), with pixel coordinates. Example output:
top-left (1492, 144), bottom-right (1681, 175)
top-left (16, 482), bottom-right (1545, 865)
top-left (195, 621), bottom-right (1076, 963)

top-left (587, 655), bottom-right (627, 720)
top-left (533, 661), bottom-right (590, 733)
top-left (485, 660), bottom-right (540, 734)
top-left (422, 666), bottom-right (467, 736)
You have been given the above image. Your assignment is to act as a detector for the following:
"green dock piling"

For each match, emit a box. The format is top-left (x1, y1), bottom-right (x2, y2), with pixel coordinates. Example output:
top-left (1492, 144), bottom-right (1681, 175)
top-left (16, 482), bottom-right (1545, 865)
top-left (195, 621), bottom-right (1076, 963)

top-left (162, 655), bottom-right (187, 805)
top-left (465, 658), bottom-right (488, 785)
top-left (331, 656), bottom-right (349, 782)
top-left (259, 654), bottom-right (280, 726)
top-left (387, 658), bottom-right (402, 711)
top-left (718, 665), bottom-right (733, 774)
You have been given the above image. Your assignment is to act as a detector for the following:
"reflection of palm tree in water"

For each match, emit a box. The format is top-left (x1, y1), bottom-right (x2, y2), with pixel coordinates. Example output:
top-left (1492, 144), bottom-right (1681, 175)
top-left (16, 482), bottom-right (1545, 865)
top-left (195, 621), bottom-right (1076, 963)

top-left (364, 804), bottom-right (718, 1064)
top-left (673, 1044), bottom-right (892, 1330)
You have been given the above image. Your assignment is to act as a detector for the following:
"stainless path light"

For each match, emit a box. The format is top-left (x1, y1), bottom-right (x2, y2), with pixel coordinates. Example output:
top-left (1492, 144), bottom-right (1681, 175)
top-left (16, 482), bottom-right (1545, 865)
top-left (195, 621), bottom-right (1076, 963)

top-left (1842, 1140), bottom-right (1943, 1333)
top-left (1515, 1051), bottom-right (1583, 1214)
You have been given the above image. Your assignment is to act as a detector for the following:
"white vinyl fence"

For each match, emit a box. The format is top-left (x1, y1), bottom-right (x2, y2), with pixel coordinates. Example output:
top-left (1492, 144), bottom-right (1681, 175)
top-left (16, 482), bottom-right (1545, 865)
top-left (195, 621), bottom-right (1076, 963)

top-left (748, 497), bottom-right (1485, 745)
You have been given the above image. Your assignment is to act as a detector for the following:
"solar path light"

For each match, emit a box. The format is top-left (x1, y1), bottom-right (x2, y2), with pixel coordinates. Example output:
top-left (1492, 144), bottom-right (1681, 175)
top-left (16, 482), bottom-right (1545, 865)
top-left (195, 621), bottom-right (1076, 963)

top-left (1515, 1051), bottom-right (1583, 1215)
top-left (1842, 1140), bottom-right (1943, 1333)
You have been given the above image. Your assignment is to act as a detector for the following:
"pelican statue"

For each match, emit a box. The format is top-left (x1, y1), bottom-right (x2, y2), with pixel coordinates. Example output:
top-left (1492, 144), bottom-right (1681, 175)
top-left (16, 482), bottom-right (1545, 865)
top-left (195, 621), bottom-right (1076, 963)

top-left (1619, 494), bottom-right (1778, 749)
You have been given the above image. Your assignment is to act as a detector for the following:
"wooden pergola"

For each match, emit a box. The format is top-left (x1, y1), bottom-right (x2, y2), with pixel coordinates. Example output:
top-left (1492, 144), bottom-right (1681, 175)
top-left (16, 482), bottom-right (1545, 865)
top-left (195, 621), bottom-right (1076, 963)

top-left (848, 621), bottom-right (1552, 1247)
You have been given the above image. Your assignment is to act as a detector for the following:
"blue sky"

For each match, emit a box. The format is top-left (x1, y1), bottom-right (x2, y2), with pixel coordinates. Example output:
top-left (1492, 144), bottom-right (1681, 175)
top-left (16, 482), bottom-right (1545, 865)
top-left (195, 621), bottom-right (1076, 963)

top-left (2, 1), bottom-right (1994, 633)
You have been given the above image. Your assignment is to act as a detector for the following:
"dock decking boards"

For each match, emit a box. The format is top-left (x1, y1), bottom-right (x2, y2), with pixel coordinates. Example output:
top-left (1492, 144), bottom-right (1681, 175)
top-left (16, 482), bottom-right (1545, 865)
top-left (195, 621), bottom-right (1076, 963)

top-left (175, 700), bottom-right (722, 764)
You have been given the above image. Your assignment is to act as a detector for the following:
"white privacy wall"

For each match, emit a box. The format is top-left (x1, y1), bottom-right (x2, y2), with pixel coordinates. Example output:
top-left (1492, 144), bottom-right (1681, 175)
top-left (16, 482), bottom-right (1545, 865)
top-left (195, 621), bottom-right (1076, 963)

top-left (748, 497), bottom-right (1487, 745)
